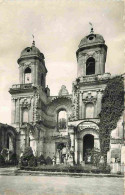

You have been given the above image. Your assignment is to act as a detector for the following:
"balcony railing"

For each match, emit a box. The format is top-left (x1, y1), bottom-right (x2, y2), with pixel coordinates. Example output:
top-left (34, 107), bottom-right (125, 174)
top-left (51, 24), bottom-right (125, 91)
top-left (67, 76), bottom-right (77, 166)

top-left (11, 83), bottom-right (33, 90)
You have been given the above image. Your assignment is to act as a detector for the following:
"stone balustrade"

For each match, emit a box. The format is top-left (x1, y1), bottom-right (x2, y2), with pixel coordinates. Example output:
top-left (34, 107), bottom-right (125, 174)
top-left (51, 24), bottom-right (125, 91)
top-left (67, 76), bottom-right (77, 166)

top-left (11, 83), bottom-right (33, 89)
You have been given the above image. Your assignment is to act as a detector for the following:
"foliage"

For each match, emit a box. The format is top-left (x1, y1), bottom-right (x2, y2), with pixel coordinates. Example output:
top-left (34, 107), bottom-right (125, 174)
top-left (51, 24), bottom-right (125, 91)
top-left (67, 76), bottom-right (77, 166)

top-left (20, 164), bottom-right (111, 174)
top-left (1, 148), bottom-right (8, 159)
top-left (57, 143), bottom-right (66, 150)
top-left (9, 153), bottom-right (18, 165)
top-left (88, 148), bottom-right (101, 166)
top-left (21, 159), bottom-right (28, 167)
top-left (37, 154), bottom-right (46, 165)
top-left (46, 156), bottom-right (53, 165)
top-left (99, 76), bottom-right (124, 162)
top-left (28, 155), bottom-right (37, 167)
top-left (0, 154), bottom-right (5, 166)
top-left (22, 147), bottom-right (33, 161)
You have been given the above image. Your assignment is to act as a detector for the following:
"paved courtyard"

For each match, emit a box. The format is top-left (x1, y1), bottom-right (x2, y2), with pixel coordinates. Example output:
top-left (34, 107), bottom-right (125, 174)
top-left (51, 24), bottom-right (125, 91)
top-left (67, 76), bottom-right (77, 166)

top-left (0, 174), bottom-right (124, 195)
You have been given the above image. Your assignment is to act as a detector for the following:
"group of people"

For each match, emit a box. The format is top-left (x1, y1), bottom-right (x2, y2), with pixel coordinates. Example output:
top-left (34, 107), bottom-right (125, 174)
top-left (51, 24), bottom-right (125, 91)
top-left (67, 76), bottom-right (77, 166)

top-left (55, 145), bottom-right (74, 165)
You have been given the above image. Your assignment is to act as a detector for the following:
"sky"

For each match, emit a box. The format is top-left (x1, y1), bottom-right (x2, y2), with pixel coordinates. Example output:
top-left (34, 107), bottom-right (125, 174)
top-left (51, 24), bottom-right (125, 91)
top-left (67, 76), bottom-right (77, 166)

top-left (0, 0), bottom-right (124, 124)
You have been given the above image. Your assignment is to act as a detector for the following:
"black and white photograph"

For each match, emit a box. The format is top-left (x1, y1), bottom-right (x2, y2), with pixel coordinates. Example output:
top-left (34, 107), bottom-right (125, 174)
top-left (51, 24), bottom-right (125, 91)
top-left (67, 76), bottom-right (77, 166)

top-left (0, 0), bottom-right (124, 195)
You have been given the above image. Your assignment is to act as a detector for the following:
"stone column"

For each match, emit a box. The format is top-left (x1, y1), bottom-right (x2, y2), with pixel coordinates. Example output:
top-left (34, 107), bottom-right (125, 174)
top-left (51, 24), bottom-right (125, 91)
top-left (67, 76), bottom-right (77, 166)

top-left (28, 97), bottom-right (32, 123)
top-left (79, 91), bottom-right (83, 119)
top-left (32, 64), bottom-right (35, 85)
top-left (20, 103), bottom-right (22, 127)
top-left (82, 101), bottom-right (85, 119)
top-left (94, 137), bottom-right (100, 149)
top-left (16, 98), bottom-right (20, 123)
top-left (77, 56), bottom-right (82, 77)
top-left (69, 128), bottom-right (75, 148)
top-left (95, 51), bottom-right (100, 74)
top-left (11, 98), bottom-right (16, 124)
top-left (74, 134), bottom-right (78, 164)
top-left (79, 139), bottom-right (83, 163)
top-left (36, 63), bottom-right (38, 85)
top-left (97, 91), bottom-right (102, 116)
top-left (38, 137), bottom-right (44, 157)
top-left (19, 65), bottom-right (23, 84)
top-left (22, 66), bottom-right (25, 84)
top-left (83, 55), bottom-right (86, 76)
top-left (100, 53), bottom-right (105, 74)
top-left (25, 124), bottom-right (30, 147)
top-left (93, 101), bottom-right (97, 118)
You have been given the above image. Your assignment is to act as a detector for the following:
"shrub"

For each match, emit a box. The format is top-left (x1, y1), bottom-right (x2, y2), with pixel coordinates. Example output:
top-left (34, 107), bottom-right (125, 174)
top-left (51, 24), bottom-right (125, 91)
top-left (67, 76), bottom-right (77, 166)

top-left (46, 156), bottom-right (53, 165)
top-left (37, 154), bottom-right (46, 165)
top-left (21, 159), bottom-right (28, 167)
top-left (9, 153), bottom-right (18, 165)
top-left (20, 163), bottom-right (111, 174)
top-left (22, 147), bottom-right (33, 161)
top-left (0, 154), bottom-right (5, 166)
top-left (1, 148), bottom-right (8, 161)
top-left (98, 164), bottom-right (111, 173)
top-left (28, 156), bottom-right (37, 167)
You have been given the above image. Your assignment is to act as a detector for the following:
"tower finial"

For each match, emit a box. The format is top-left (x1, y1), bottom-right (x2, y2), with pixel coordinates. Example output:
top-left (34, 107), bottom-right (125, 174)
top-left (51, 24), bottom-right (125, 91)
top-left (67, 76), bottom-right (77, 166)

top-left (89, 22), bottom-right (94, 34)
top-left (32, 34), bottom-right (35, 46)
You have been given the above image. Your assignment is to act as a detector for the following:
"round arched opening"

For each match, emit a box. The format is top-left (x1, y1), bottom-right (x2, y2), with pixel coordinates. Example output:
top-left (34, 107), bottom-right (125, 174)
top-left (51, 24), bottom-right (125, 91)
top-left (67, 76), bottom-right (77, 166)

top-left (57, 110), bottom-right (67, 130)
top-left (24, 67), bottom-right (31, 83)
top-left (86, 57), bottom-right (95, 75)
top-left (83, 134), bottom-right (94, 162)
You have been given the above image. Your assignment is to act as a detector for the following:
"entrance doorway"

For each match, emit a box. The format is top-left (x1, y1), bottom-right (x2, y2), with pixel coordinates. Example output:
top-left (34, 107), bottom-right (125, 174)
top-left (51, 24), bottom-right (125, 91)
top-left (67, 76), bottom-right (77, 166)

top-left (83, 134), bottom-right (94, 162)
top-left (56, 143), bottom-right (66, 163)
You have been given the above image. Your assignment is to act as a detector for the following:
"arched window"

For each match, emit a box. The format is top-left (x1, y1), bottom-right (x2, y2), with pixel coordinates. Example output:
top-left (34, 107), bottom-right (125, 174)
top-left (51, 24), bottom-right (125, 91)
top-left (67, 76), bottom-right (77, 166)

top-left (24, 67), bottom-right (31, 83)
top-left (85, 103), bottom-right (94, 118)
top-left (22, 108), bottom-right (28, 123)
top-left (86, 57), bottom-right (95, 75)
top-left (58, 110), bottom-right (67, 130)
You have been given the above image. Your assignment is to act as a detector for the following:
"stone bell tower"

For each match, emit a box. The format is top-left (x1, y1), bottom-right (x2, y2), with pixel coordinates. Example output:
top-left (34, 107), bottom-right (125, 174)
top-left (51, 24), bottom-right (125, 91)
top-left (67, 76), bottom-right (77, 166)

top-left (69, 27), bottom-right (111, 164)
top-left (9, 40), bottom-right (49, 155)
top-left (9, 40), bottom-right (48, 128)
top-left (17, 40), bottom-right (47, 89)
top-left (76, 27), bottom-right (107, 77)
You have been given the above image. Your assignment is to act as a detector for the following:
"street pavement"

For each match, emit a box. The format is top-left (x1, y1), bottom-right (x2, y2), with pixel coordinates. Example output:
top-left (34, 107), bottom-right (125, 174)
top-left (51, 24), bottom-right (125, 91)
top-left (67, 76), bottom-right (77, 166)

top-left (0, 167), bottom-right (124, 195)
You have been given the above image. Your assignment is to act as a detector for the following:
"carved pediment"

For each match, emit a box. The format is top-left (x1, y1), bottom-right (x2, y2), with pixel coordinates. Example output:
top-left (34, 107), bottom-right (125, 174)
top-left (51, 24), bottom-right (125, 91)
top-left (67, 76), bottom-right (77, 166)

top-left (78, 121), bottom-right (99, 132)
top-left (83, 91), bottom-right (97, 103)
top-left (20, 98), bottom-right (31, 107)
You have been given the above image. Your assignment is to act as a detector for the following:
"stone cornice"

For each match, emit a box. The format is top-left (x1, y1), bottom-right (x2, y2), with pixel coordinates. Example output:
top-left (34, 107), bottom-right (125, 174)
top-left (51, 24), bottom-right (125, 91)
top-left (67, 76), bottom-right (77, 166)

top-left (17, 55), bottom-right (47, 73)
top-left (76, 43), bottom-right (107, 57)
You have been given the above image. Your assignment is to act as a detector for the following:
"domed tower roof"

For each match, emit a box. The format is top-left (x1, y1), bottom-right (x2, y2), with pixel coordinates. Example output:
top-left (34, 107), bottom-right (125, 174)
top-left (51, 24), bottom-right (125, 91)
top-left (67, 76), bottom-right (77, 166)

top-left (78, 33), bottom-right (105, 49)
top-left (76, 25), bottom-right (107, 77)
top-left (58, 85), bottom-right (69, 96)
top-left (17, 41), bottom-right (45, 63)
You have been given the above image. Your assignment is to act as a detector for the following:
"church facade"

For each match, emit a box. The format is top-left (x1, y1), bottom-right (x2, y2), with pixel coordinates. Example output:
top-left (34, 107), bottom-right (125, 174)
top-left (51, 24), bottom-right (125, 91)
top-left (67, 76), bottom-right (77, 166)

top-left (9, 30), bottom-right (124, 165)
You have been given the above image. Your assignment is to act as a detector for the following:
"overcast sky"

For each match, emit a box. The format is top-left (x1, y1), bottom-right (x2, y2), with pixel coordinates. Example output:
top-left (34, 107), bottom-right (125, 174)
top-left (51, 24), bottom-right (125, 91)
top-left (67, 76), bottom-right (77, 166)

top-left (0, 0), bottom-right (124, 124)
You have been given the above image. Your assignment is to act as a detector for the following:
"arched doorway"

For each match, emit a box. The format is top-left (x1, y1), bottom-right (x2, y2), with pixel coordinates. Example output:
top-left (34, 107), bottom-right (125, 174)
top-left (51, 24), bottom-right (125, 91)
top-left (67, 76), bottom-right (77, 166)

top-left (83, 134), bottom-right (94, 162)
top-left (56, 142), bottom-right (67, 163)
